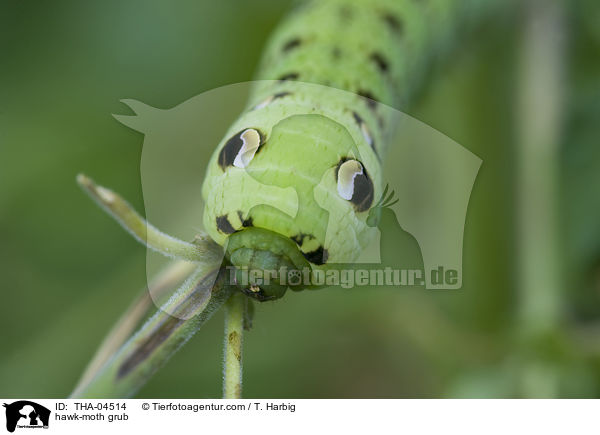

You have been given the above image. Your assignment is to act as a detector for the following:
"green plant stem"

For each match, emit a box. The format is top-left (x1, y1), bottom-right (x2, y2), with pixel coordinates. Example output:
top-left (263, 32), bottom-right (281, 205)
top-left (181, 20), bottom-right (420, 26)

top-left (74, 176), bottom-right (239, 397)
top-left (73, 260), bottom-right (197, 393)
top-left (515, 0), bottom-right (565, 398)
top-left (71, 264), bottom-right (233, 398)
top-left (77, 174), bottom-right (222, 263)
top-left (223, 292), bottom-right (245, 399)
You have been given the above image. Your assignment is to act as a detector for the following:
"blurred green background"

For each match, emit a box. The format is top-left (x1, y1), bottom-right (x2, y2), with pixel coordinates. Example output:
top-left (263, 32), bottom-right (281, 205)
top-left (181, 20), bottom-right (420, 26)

top-left (1, 0), bottom-right (599, 398)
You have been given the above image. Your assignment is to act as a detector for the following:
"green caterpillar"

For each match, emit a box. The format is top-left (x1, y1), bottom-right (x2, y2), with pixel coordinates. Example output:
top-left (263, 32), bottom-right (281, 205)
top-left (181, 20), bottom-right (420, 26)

top-left (200, 0), bottom-right (493, 301)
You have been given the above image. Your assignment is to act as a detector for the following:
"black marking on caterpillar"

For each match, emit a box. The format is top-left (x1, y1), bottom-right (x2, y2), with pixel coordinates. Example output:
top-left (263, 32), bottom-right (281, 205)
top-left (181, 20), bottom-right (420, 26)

top-left (336, 157), bottom-right (349, 175)
top-left (302, 246), bottom-right (329, 265)
top-left (241, 212), bottom-right (254, 227)
top-left (237, 210), bottom-right (254, 227)
top-left (218, 128), bottom-right (265, 170)
top-left (335, 157), bottom-right (375, 212)
top-left (218, 130), bottom-right (245, 169)
top-left (242, 286), bottom-right (275, 302)
top-left (332, 46), bottom-right (342, 59)
top-left (370, 52), bottom-right (390, 73)
top-left (278, 72), bottom-right (300, 82)
top-left (252, 92), bottom-right (292, 110)
top-left (350, 169), bottom-right (374, 212)
top-left (381, 12), bottom-right (403, 35)
top-left (282, 38), bottom-right (302, 52)
top-left (290, 232), bottom-right (316, 246)
top-left (352, 111), bottom-right (365, 126)
top-left (352, 111), bottom-right (378, 158)
top-left (273, 91), bottom-right (292, 100)
top-left (357, 89), bottom-right (379, 111)
top-left (216, 215), bottom-right (236, 234)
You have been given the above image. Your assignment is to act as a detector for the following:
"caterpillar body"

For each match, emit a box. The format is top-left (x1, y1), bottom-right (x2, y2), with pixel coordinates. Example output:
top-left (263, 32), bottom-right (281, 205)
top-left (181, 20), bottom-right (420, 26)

top-left (201, 0), bottom-right (492, 300)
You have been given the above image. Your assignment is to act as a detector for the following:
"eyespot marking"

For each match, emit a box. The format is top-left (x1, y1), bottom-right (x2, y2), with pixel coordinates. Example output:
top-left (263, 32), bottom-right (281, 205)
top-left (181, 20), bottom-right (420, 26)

top-left (218, 128), bottom-right (264, 170)
top-left (336, 159), bottom-right (363, 200)
top-left (278, 72), bottom-right (300, 82)
top-left (282, 38), bottom-right (302, 52)
top-left (216, 215), bottom-right (236, 235)
top-left (370, 52), bottom-right (389, 73)
top-left (351, 168), bottom-right (375, 212)
top-left (336, 158), bottom-right (374, 212)
top-left (233, 129), bottom-right (262, 168)
top-left (332, 47), bottom-right (342, 59)
top-left (302, 246), bottom-right (329, 265)
top-left (252, 92), bottom-right (291, 110)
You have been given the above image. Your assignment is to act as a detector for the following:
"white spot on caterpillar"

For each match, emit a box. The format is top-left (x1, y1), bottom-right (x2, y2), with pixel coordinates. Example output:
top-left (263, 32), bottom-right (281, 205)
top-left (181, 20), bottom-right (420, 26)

top-left (337, 160), bottom-right (364, 200)
top-left (352, 111), bottom-right (375, 152)
top-left (233, 129), bottom-right (261, 168)
top-left (360, 122), bottom-right (373, 146)
top-left (253, 96), bottom-right (274, 110)
top-left (252, 92), bottom-right (291, 110)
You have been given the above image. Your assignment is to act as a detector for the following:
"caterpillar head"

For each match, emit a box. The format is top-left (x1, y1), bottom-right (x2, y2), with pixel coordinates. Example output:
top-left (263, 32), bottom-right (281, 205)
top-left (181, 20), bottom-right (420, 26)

top-left (225, 227), bottom-right (311, 301)
top-left (204, 112), bottom-right (381, 300)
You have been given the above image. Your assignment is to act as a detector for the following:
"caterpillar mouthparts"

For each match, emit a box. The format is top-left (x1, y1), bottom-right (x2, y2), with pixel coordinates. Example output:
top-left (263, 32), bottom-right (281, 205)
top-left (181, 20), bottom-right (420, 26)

top-left (225, 227), bottom-right (312, 301)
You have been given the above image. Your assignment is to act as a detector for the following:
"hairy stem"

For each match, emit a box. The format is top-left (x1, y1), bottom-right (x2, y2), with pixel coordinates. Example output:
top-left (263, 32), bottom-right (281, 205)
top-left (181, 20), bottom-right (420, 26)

top-left (74, 176), bottom-right (237, 397)
top-left (72, 260), bottom-right (197, 392)
top-left (223, 292), bottom-right (245, 399)
top-left (71, 264), bottom-right (233, 398)
top-left (77, 174), bottom-right (222, 263)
